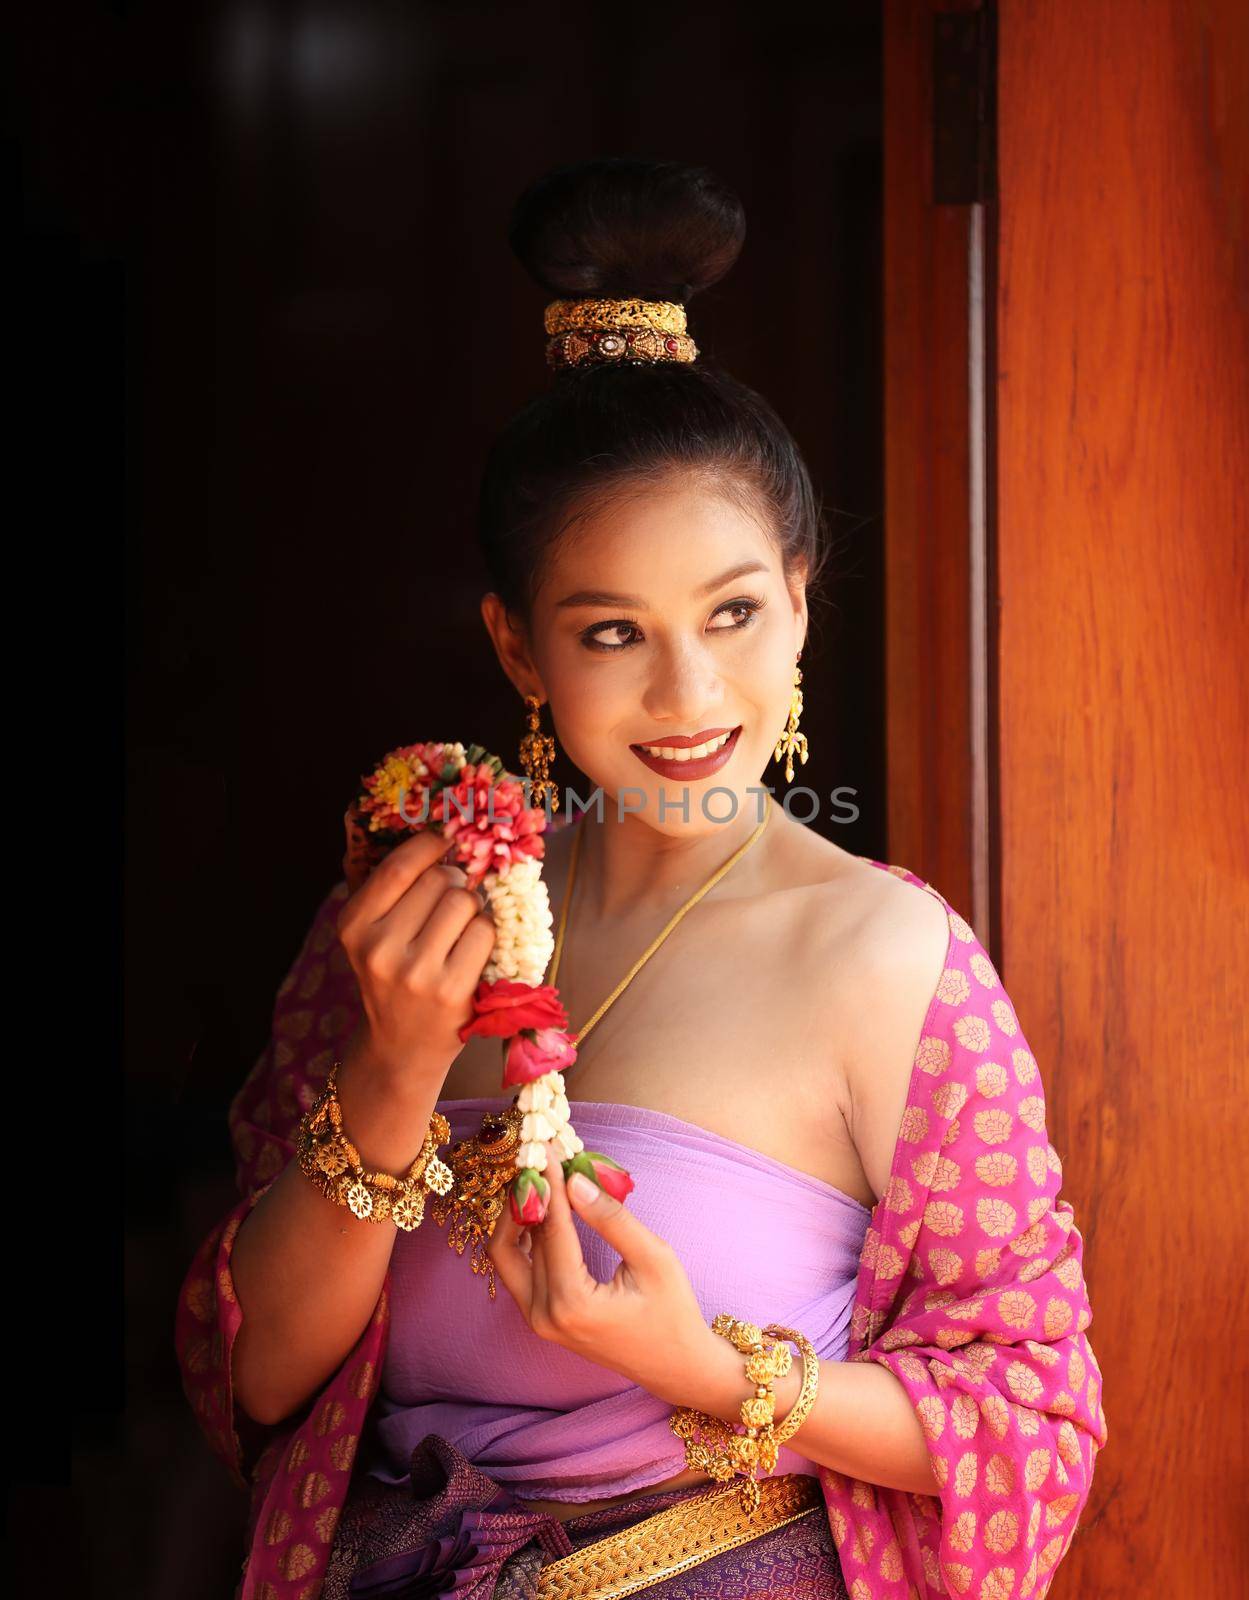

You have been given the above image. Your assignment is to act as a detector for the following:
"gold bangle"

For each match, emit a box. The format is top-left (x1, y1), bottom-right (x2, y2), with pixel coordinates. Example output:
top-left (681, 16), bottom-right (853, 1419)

top-left (762, 1323), bottom-right (820, 1446)
top-left (295, 1061), bottom-right (454, 1231)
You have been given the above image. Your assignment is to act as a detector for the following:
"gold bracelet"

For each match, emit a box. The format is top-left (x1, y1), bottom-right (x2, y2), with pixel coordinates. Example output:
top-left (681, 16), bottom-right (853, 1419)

top-left (669, 1317), bottom-right (788, 1515)
top-left (668, 1317), bottom-right (821, 1516)
top-left (295, 1061), bottom-right (454, 1231)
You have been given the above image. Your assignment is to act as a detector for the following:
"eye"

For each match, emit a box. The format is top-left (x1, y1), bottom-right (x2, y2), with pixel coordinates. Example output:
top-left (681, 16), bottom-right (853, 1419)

top-left (578, 596), bottom-right (766, 653)
top-left (580, 617), bottom-right (644, 652)
top-left (708, 596), bottom-right (766, 630)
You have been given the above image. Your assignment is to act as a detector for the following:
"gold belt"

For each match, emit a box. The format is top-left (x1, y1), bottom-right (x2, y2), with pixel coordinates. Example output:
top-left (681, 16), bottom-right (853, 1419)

top-left (533, 1472), bottom-right (825, 1600)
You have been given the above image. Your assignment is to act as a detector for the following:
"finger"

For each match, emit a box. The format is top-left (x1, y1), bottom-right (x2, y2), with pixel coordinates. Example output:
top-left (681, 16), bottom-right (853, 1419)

top-left (564, 1161), bottom-right (662, 1280)
top-left (352, 863), bottom-right (477, 974)
top-left (485, 1197), bottom-right (535, 1315)
top-left (342, 806), bottom-right (374, 894)
top-left (394, 876), bottom-right (490, 970)
top-left (339, 829), bottom-right (459, 932)
top-left (532, 1141), bottom-right (591, 1286)
top-left (526, 1180), bottom-right (552, 1317)
top-left (445, 910), bottom-right (498, 989)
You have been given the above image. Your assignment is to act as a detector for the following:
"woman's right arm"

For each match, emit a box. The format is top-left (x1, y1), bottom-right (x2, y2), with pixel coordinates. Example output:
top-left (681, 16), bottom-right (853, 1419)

top-left (228, 826), bottom-right (498, 1427)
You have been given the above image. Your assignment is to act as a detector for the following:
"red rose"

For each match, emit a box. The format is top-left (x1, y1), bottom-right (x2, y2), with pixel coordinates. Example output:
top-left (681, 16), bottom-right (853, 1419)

top-left (458, 980), bottom-right (569, 1044)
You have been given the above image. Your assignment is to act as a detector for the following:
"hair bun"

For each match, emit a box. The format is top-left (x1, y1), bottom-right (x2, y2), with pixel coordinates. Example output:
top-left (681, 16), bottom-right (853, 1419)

top-left (508, 157), bottom-right (746, 305)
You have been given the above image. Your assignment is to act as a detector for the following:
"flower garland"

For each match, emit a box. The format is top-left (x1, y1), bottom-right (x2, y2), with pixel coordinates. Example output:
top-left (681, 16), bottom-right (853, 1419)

top-left (351, 739), bottom-right (634, 1227)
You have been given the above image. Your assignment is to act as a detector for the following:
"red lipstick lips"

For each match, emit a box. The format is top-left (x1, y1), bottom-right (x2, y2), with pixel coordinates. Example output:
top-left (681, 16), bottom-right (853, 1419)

top-left (629, 725), bottom-right (742, 781)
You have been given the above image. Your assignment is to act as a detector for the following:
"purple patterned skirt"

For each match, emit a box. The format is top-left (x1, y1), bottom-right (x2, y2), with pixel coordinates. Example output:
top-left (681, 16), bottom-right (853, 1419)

top-left (321, 1435), bottom-right (848, 1599)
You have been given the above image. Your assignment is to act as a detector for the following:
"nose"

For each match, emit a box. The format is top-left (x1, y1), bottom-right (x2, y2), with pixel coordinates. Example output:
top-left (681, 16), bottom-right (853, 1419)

top-left (639, 637), bottom-right (725, 728)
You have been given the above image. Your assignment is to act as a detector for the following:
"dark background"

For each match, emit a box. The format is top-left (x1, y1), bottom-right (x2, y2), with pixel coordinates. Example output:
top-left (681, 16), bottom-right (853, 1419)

top-left (36, 2), bottom-right (884, 1593)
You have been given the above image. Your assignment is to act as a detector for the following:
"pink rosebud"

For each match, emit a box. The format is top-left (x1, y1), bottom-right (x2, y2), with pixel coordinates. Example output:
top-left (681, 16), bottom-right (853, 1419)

top-left (503, 1027), bottom-right (579, 1086)
top-left (567, 1150), bottom-right (635, 1202)
top-left (509, 1168), bottom-right (550, 1225)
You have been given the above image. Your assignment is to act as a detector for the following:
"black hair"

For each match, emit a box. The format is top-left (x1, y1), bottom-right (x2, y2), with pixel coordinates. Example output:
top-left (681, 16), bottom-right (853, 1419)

top-left (477, 158), bottom-right (829, 622)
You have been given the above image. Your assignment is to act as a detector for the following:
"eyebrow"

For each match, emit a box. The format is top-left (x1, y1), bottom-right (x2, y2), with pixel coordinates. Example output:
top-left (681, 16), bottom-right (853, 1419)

top-left (554, 559), bottom-right (770, 610)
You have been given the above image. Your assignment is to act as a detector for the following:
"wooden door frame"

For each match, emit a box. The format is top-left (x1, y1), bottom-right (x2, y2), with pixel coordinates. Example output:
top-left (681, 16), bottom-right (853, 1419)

top-left (883, 0), bottom-right (999, 956)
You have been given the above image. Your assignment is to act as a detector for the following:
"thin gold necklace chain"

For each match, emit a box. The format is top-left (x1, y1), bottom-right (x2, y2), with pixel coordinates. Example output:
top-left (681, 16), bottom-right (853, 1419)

top-left (546, 804), bottom-right (772, 1044)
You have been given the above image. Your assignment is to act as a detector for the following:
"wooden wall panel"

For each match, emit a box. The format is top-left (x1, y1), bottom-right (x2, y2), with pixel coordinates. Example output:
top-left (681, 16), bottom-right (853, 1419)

top-left (996, 2), bottom-right (1249, 1593)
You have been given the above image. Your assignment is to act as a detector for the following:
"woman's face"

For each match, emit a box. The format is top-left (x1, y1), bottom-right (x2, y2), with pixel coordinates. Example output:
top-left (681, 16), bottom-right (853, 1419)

top-left (486, 477), bottom-right (807, 837)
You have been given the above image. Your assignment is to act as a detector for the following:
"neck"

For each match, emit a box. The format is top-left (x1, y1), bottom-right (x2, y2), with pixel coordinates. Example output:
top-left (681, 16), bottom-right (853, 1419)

top-left (571, 795), bottom-right (777, 921)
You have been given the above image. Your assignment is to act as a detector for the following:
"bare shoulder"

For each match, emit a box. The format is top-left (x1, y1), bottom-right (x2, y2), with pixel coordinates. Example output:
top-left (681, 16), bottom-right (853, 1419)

top-left (795, 846), bottom-right (951, 1031)
top-left (844, 866), bottom-right (952, 1199)
top-left (768, 818), bottom-right (950, 966)
top-left (785, 839), bottom-right (953, 1202)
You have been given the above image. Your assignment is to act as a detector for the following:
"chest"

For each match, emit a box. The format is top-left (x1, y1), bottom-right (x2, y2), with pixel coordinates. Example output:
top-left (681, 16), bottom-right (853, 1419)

top-left (439, 893), bottom-right (876, 1208)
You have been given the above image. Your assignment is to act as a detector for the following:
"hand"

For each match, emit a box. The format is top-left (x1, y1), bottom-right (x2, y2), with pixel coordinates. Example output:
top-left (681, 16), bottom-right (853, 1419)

top-left (487, 1140), bottom-right (719, 1409)
top-left (335, 823), bottom-right (497, 1083)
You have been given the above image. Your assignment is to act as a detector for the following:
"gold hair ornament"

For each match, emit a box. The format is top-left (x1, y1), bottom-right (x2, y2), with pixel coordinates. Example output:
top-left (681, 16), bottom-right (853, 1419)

top-left (544, 298), bottom-right (688, 336)
top-left (543, 298), bottom-right (698, 369)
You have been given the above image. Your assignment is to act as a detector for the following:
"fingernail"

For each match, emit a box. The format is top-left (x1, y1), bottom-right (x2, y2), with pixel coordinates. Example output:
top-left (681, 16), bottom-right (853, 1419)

top-left (568, 1173), bottom-right (598, 1205)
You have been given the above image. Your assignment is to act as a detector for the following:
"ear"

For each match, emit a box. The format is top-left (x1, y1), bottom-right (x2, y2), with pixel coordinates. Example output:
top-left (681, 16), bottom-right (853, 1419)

top-left (786, 558), bottom-right (810, 656)
top-left (481, 592), bottom-right (544, 700)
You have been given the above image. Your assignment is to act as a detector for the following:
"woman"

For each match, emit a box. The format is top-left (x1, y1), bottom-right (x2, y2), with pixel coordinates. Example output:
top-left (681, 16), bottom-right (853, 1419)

top-left (177, 159), bottom-right (1106, 1599)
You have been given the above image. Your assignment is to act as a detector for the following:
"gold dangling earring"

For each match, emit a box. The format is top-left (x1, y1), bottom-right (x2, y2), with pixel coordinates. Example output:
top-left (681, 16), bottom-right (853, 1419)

top-left (773, 656), bottom-right (810, 784)
top-left (519, 693), bottom-right (559, 813)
